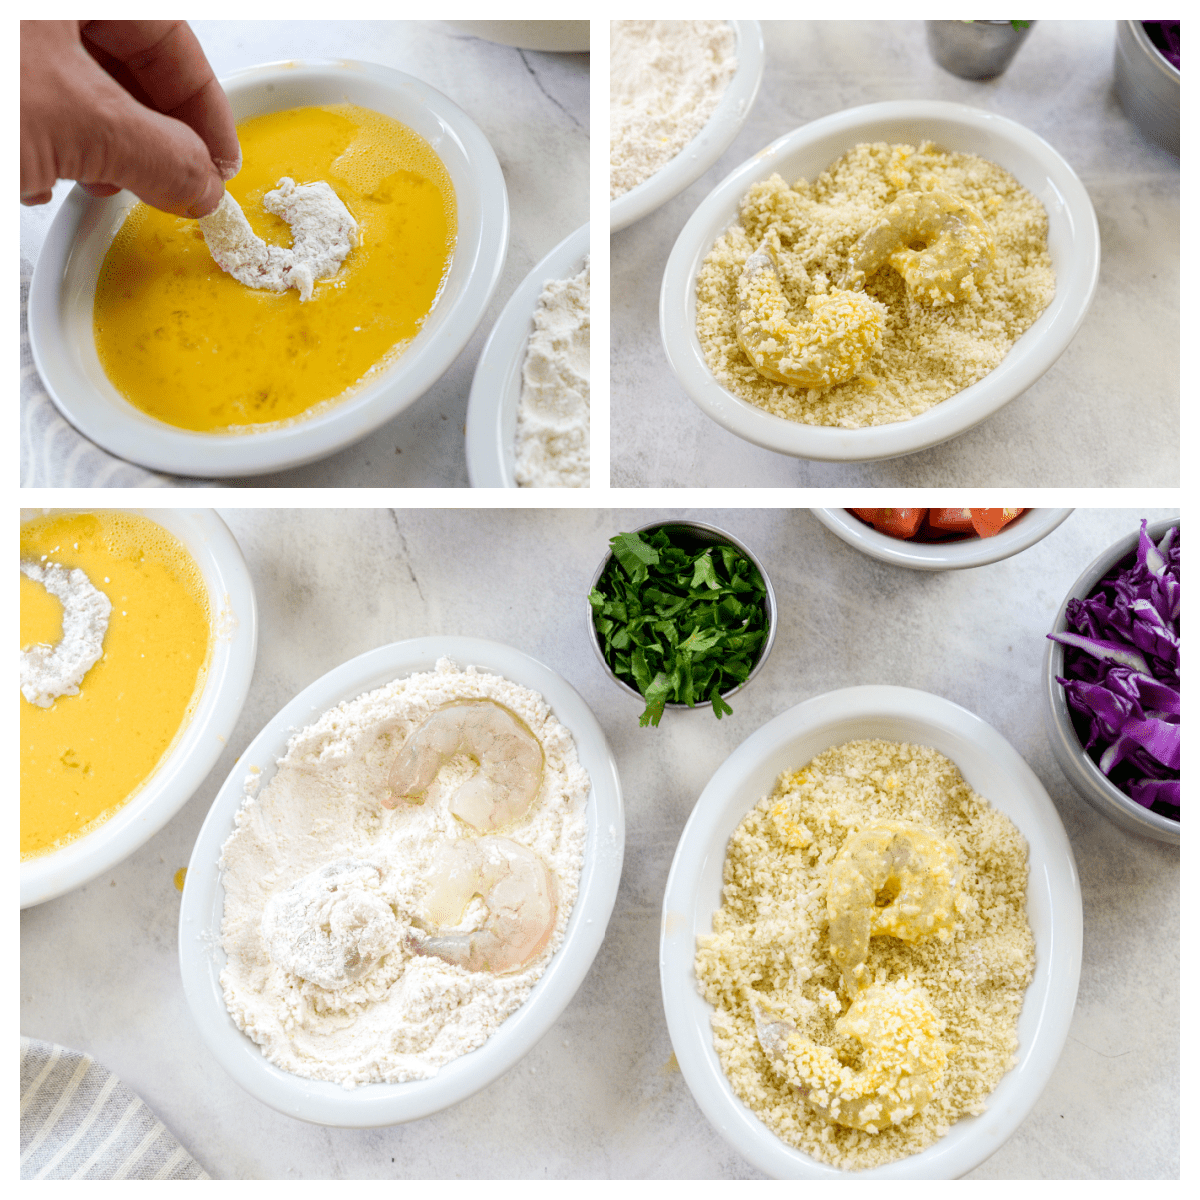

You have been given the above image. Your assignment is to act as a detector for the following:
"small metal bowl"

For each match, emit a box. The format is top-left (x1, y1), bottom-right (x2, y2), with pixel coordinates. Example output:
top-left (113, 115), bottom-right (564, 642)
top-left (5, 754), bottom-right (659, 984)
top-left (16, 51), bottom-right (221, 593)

top-left (586, 519), bottom-right (777, 715)
top-left (926, 20), bottom-right (1035, 81)
top-left (1114, 20), bottom-right (1179, 156)
top-left (1042, 517), bottom-right (1179, 844)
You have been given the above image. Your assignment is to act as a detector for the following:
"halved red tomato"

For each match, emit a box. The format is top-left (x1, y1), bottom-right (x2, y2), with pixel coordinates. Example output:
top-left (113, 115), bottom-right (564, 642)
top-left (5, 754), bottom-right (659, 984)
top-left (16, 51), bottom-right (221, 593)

top-left (928, 508), bottom-right (1024, 538)
top-left (928, 508), bottom-right (975, 533)
top-left (970, 508), bottom-right (1024, 538)
top-left (849, 508), bottom-right (928, 539)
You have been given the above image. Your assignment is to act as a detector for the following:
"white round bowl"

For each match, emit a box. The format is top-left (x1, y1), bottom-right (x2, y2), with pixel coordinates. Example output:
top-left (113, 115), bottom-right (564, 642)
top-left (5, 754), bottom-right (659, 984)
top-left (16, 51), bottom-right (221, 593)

top-left (660, 100), bottom-right (1101, 462)
top-left (812, 507), bottom-right (1073, 571)
top-left (27, 59), bottom-right (509, 478)
top-left (465, 222), bottom-right (590, 488)
top-left (445, 21), bottom-right (590, 53)
top-left (660, 685), bottom-right (1082, 1178)
top-left (611, 21), bottom-right (765, 234)
top-left (1042, 517), bottom-right (1180, 844)
top-left (21, 509), bottom-right (258, 909)
top-left (180, 636), bottom-right (624, 1126)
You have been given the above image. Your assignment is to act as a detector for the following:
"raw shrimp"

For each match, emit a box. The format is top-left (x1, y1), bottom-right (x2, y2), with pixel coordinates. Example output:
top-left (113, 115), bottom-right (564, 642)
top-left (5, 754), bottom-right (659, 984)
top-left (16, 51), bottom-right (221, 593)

top-left (410, 836), bottom-right (557, 974)
top-left (385, 699), bottom-right (544, 832)
top-left (198, 177), bottom-right (358, 302)
top-left (751, 980), bottom-right (948, 1132)
top-left (735, 239), bottom-right (886, 388)
top-left (827, 821), bottom-right (961, 996)
top-left (844, 189), bottom-right (994, 305)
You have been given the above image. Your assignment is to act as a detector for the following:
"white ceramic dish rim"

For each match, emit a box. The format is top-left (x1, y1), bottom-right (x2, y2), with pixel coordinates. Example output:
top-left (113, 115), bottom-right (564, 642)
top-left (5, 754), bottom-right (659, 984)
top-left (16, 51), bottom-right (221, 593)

top-left (465, 222), bottom-right (590, 488)
top-left (179, 636), bottom-right (625, 1127)
top-left (660, 684), bottom-right (1082, 1179)
top-left (811, 507), bottom-right (1074, 571)
top-left (27, 58), bottom-right (509, 479)
top-left (659, 100), bottom-right (1101, 463)
top-left (610, 21), bottom-right (765, 233)
top-left (21, 509), bottom-right (258, 909)
top-left (1042, 517), bottom-right (1180, 843)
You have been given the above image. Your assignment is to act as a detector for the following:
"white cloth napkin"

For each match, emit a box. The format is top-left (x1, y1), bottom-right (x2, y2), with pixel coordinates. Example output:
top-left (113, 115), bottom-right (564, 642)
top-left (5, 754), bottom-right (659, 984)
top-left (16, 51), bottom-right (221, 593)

top-left (20, 190), bottom-right (213, 488)
top-left (20, 1038), bottom-right (208, 1180)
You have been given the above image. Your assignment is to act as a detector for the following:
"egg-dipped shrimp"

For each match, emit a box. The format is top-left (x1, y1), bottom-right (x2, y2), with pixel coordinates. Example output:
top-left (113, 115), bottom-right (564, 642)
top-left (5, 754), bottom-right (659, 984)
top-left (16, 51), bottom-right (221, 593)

top-left (751, 981), bottom-right (948, 1133)
top-left (827, 821), bottom-right (961, 996)
top-left (735, 239), bottom-right (886, 388)
top-left (386, 699), bottom-right (544, 832)
top-left (843, 189), bottom-right (995, 305)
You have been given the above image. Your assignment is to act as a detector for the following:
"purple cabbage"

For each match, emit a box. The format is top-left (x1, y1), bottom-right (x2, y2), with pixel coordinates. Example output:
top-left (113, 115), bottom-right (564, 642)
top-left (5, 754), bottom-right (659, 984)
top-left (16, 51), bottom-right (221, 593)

top-left (1143, 21), bottom-right (1180, 70)
top-left (1049, 519), bottom-right (1180, 820)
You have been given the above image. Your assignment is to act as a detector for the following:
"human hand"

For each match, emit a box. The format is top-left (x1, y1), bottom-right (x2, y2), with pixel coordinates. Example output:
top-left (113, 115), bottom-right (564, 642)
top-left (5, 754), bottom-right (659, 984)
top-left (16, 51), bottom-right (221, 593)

top-left (21, 20), bottom-right (240, 218)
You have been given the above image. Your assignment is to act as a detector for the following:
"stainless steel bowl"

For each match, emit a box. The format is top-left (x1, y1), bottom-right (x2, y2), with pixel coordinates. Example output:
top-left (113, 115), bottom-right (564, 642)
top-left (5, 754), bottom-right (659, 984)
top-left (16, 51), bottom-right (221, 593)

top-left (1042, 517), bottom-right (1179, 844)
top-left (1114, 20), bottom-right (1179, 155)
top-left (926, 20), bottom-right (1035, 80)
top-left (587, 520), bottom-right (777, 715)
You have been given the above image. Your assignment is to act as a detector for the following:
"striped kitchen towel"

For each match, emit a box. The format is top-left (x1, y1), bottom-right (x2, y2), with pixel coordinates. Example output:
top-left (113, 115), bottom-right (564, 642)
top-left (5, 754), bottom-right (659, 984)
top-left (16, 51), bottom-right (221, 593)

top-left (20, 1038), bottom-right (209, 1180)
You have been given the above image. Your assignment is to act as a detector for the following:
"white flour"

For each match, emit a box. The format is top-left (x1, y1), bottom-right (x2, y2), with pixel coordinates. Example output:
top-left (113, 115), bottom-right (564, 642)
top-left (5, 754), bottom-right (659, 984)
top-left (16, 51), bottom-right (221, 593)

top-left (199, 177), bottom-right (358, 302)
top-left (514, 258), bottom-right (590, 489)
top-left (610, 20), bottom-right (738, 200)
top-left (218, 658), bottom-right (590, 1088)
top-left (20, 560), bottom-right (111, 708)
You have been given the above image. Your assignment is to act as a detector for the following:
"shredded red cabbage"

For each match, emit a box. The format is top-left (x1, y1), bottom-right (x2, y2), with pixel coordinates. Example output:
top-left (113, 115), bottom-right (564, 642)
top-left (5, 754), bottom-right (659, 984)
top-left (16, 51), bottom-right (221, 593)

top-left (1049, 519), bottom-right (1180, 820)
top-left (1142, 21), bottom-right (1180, 70)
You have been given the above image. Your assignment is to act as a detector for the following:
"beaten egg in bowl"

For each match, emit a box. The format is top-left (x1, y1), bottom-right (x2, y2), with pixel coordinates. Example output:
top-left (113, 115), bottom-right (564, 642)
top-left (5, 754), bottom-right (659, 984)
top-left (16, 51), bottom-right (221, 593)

top-left (20, 511), bottom-right (212, 859)
top-left (93, 103), bottom-right (457, 431)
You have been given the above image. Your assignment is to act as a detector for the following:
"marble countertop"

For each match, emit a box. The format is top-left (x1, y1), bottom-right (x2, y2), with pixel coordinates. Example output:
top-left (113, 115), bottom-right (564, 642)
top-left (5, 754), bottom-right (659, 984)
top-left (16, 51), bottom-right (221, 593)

top-left (19, 20), bottom-right (588, 489)
top-left (21, 507), bottom-right (1179, 1179)
top-left (611, 20), bottom-right (1179, 488)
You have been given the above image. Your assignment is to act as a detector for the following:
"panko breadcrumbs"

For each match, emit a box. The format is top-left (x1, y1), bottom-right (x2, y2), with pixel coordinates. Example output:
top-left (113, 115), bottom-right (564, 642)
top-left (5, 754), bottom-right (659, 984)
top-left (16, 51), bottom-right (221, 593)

top-left (694, 739), bottom-right (1035, 1171)
top-left (695, 141), bottom-right (1056, 428)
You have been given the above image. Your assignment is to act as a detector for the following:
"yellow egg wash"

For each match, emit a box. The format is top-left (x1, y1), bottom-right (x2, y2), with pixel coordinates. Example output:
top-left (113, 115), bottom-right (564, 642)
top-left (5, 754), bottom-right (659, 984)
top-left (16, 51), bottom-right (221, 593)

top-left (93, 104), bottom-right (457, 431)
top-left (20, 512), bottom-right (212, 859)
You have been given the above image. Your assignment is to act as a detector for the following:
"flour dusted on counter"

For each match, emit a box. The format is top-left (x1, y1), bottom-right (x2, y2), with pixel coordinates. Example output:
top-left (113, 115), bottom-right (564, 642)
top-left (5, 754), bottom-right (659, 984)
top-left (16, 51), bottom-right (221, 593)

top-left (610, 21), bottom-right (738, 199)
top-left (199, 177), bottom-right (358, 302)
top-left (20, 560), bottom-right (111, 707)
top-left (218, 658), bottom-right (590, 1088)
top-left (514, 258), bottom-right (590, 489)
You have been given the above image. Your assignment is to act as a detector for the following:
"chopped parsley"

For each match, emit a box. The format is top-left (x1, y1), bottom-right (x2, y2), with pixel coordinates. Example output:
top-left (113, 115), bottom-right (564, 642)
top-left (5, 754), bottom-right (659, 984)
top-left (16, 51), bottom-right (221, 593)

top-left (589, 526), bottom-right (770, 727)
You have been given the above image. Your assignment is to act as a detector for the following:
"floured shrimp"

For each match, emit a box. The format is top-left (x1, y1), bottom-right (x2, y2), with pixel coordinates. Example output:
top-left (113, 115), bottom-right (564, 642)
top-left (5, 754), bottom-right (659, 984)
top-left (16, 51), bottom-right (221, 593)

top-left (198, 177), bottom-right (358, 302)
top-left (410, 836), bottom-right (557, 974)
top-left (751, 980), bottom-right (948, 1132)
top-left (827, 820), bottom-right (961, 996)
top-left (385, 699), bottom-right (544, 832)
top-left (736, 239), bottom-right (886, 389)
top-left (260, 858), bottom-right (399, 991)
top-left (843, 189), bottom-right (995, 305)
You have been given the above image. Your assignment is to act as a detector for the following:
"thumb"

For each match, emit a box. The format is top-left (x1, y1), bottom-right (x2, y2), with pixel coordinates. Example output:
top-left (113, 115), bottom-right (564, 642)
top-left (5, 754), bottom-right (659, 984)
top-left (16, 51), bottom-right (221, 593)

top-left (84, 87), bottom-right (226, 217)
